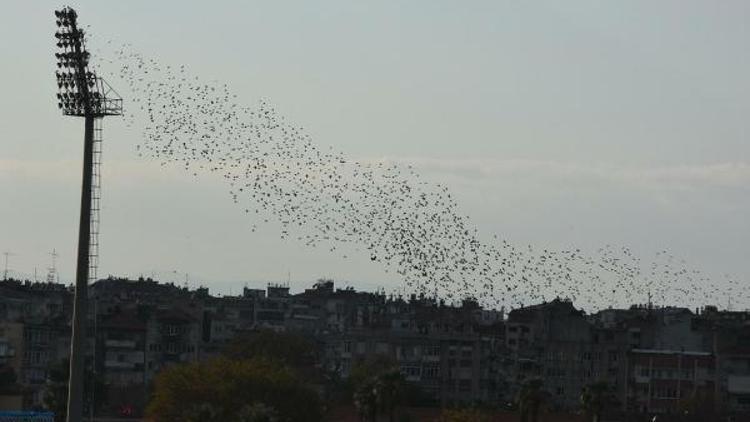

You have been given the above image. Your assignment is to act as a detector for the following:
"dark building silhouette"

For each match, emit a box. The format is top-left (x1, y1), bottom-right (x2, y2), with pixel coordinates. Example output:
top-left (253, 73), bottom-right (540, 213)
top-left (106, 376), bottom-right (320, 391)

top-left (2, 277), bottom-right (750, 418)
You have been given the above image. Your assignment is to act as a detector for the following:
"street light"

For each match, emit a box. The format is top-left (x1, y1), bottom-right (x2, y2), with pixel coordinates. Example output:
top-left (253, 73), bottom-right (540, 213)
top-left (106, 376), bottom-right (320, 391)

top-left (52, 7), bottom-right (122, 422)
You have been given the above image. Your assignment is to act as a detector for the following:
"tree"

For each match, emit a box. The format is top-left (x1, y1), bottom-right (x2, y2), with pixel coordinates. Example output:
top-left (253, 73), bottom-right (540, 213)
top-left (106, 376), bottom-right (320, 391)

top-left (237, 402), bottom-right (280, 422)
top-left (0, 365), bottom-right (17, 393)
top-left (518, 378), bottom-right (545, 422)
top-left (43, 359), bottom-right (106, 422)
top-left (580, 381), bottom-right (616, 422)
top-left (351, 357), bottom-right (407, 422)
top-left (677, 389), bottom-right (715, 422)
top-left (437, 408), bottom-right (491, 422)
top-left (146, 357), bottom-right (322, 422)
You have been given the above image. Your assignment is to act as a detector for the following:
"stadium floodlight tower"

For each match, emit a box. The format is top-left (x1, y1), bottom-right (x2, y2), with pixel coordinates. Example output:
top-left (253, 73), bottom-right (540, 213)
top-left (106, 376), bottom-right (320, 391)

top-left (53, 6), bottom-right (122, 422)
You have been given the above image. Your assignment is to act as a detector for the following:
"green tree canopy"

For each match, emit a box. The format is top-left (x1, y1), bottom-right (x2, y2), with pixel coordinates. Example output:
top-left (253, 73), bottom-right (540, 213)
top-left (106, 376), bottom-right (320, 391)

top-left (146, 357), bottom-right (322, 422)
top-left (0, 365), bottom-right (18, 393)
top-left (518, 378), bottom-right (546, 422)
top-left (351, 356), bottom-right (409, 422)
top-left (580, 381), bottom-right (617, 422)
top-left (437, 408), bottom-right (491, 422)
top-left (43, 359), bottom-right (106, 422)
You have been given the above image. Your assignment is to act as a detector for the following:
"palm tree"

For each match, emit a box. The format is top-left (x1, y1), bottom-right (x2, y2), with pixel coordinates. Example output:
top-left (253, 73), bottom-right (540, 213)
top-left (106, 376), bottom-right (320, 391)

top-left (354, 368), bottom-right (406, 422)
top-left (580, 381), bottom-right (614, 422)
top-left (378, 369), bottom-right (405, 422)
top-left (354, 378), bottom-right (379, 422)
top-left (237, 402), bottom-right (280, 422)
top-left (518, 378), bottom-right (545, 422)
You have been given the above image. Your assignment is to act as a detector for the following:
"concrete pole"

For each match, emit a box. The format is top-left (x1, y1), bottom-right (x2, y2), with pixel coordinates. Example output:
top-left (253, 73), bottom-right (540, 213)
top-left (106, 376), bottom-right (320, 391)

top-left (67, 114), bottom-right (94, 422)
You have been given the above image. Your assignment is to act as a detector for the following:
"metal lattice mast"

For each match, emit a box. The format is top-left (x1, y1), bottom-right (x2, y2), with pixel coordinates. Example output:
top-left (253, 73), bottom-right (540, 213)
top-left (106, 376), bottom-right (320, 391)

top-left (53, 7), bottom-right (122, 422)
top-left (90, 118), bottom-right (103, 283)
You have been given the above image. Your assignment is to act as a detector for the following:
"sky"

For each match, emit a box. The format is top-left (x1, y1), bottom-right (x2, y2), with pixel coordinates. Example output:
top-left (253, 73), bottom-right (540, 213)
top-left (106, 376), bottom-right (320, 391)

top-left (1, 1), bottom-right (748, 300)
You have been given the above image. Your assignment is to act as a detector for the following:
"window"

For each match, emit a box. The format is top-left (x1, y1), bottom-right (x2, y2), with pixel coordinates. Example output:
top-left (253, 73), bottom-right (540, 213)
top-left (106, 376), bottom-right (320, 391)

top-left (423, 364), bottom-right (440, 378)
top-left (375, 342), bottom-right (389, 354)
top-left (425, 345), bottom-right (440, 357)
top-left (400, 366), bottom-right (420, 377)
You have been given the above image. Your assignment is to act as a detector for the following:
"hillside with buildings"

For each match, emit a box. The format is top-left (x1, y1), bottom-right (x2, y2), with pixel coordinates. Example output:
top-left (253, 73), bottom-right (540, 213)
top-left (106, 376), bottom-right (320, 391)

top-left (1, 277), bottom-right (750, 420)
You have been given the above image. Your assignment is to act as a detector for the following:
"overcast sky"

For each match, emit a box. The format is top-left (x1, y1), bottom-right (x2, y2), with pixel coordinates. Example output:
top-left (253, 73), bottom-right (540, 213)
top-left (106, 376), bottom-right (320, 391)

top-left (1, 1), bottom-right (748, 299)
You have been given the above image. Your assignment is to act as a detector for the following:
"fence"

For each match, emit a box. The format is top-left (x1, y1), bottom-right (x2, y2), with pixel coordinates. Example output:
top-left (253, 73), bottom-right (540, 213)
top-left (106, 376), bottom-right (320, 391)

top-left (0, 412), bottom-right (55, 422)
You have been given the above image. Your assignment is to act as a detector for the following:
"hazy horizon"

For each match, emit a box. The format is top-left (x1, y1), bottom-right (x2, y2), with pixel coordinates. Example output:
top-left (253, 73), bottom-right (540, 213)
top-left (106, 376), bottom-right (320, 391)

top-left (2, 1), bottom-right (748, 309)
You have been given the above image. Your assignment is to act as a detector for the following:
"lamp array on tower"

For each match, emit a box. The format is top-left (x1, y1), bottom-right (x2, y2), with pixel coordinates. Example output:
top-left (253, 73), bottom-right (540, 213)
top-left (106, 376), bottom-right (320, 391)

top-left (52, 7), bottom-right (123, 422)
top-left (54, 7), bottom-right (122, 117)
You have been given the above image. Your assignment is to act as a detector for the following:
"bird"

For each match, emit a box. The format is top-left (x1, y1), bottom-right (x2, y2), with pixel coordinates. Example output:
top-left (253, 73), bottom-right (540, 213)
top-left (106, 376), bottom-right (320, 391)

top-left (96, 43), bottom-right (748, 313)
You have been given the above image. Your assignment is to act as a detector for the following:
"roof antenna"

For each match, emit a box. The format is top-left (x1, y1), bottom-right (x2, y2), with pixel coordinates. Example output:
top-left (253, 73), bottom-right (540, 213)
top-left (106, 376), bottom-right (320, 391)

top-left (3, 251), bottom-right (15, 280)
top-left (47, 249), bottom-right (59, 284)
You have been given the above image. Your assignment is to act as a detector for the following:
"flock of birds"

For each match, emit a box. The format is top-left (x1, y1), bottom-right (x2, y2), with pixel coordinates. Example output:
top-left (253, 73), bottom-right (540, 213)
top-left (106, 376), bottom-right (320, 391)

top-left (92, 43), bottom-right (747, 312)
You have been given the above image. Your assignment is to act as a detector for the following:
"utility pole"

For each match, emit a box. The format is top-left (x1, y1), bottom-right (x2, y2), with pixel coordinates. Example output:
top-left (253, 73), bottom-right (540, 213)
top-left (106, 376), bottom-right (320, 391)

top-left (53, 7), bottom-right (122, 422)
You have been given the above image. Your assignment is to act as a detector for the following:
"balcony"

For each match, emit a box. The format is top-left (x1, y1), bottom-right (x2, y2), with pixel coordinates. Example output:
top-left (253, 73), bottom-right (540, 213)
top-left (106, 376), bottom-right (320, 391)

top-left (105, 360), bottom-right (136, 370)
top-left (728, 375), bottom-right (750, 394)
top-left (105, 339), bottom-right (137, 349)
top-left (0, 345), bottom-right (15, 358)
